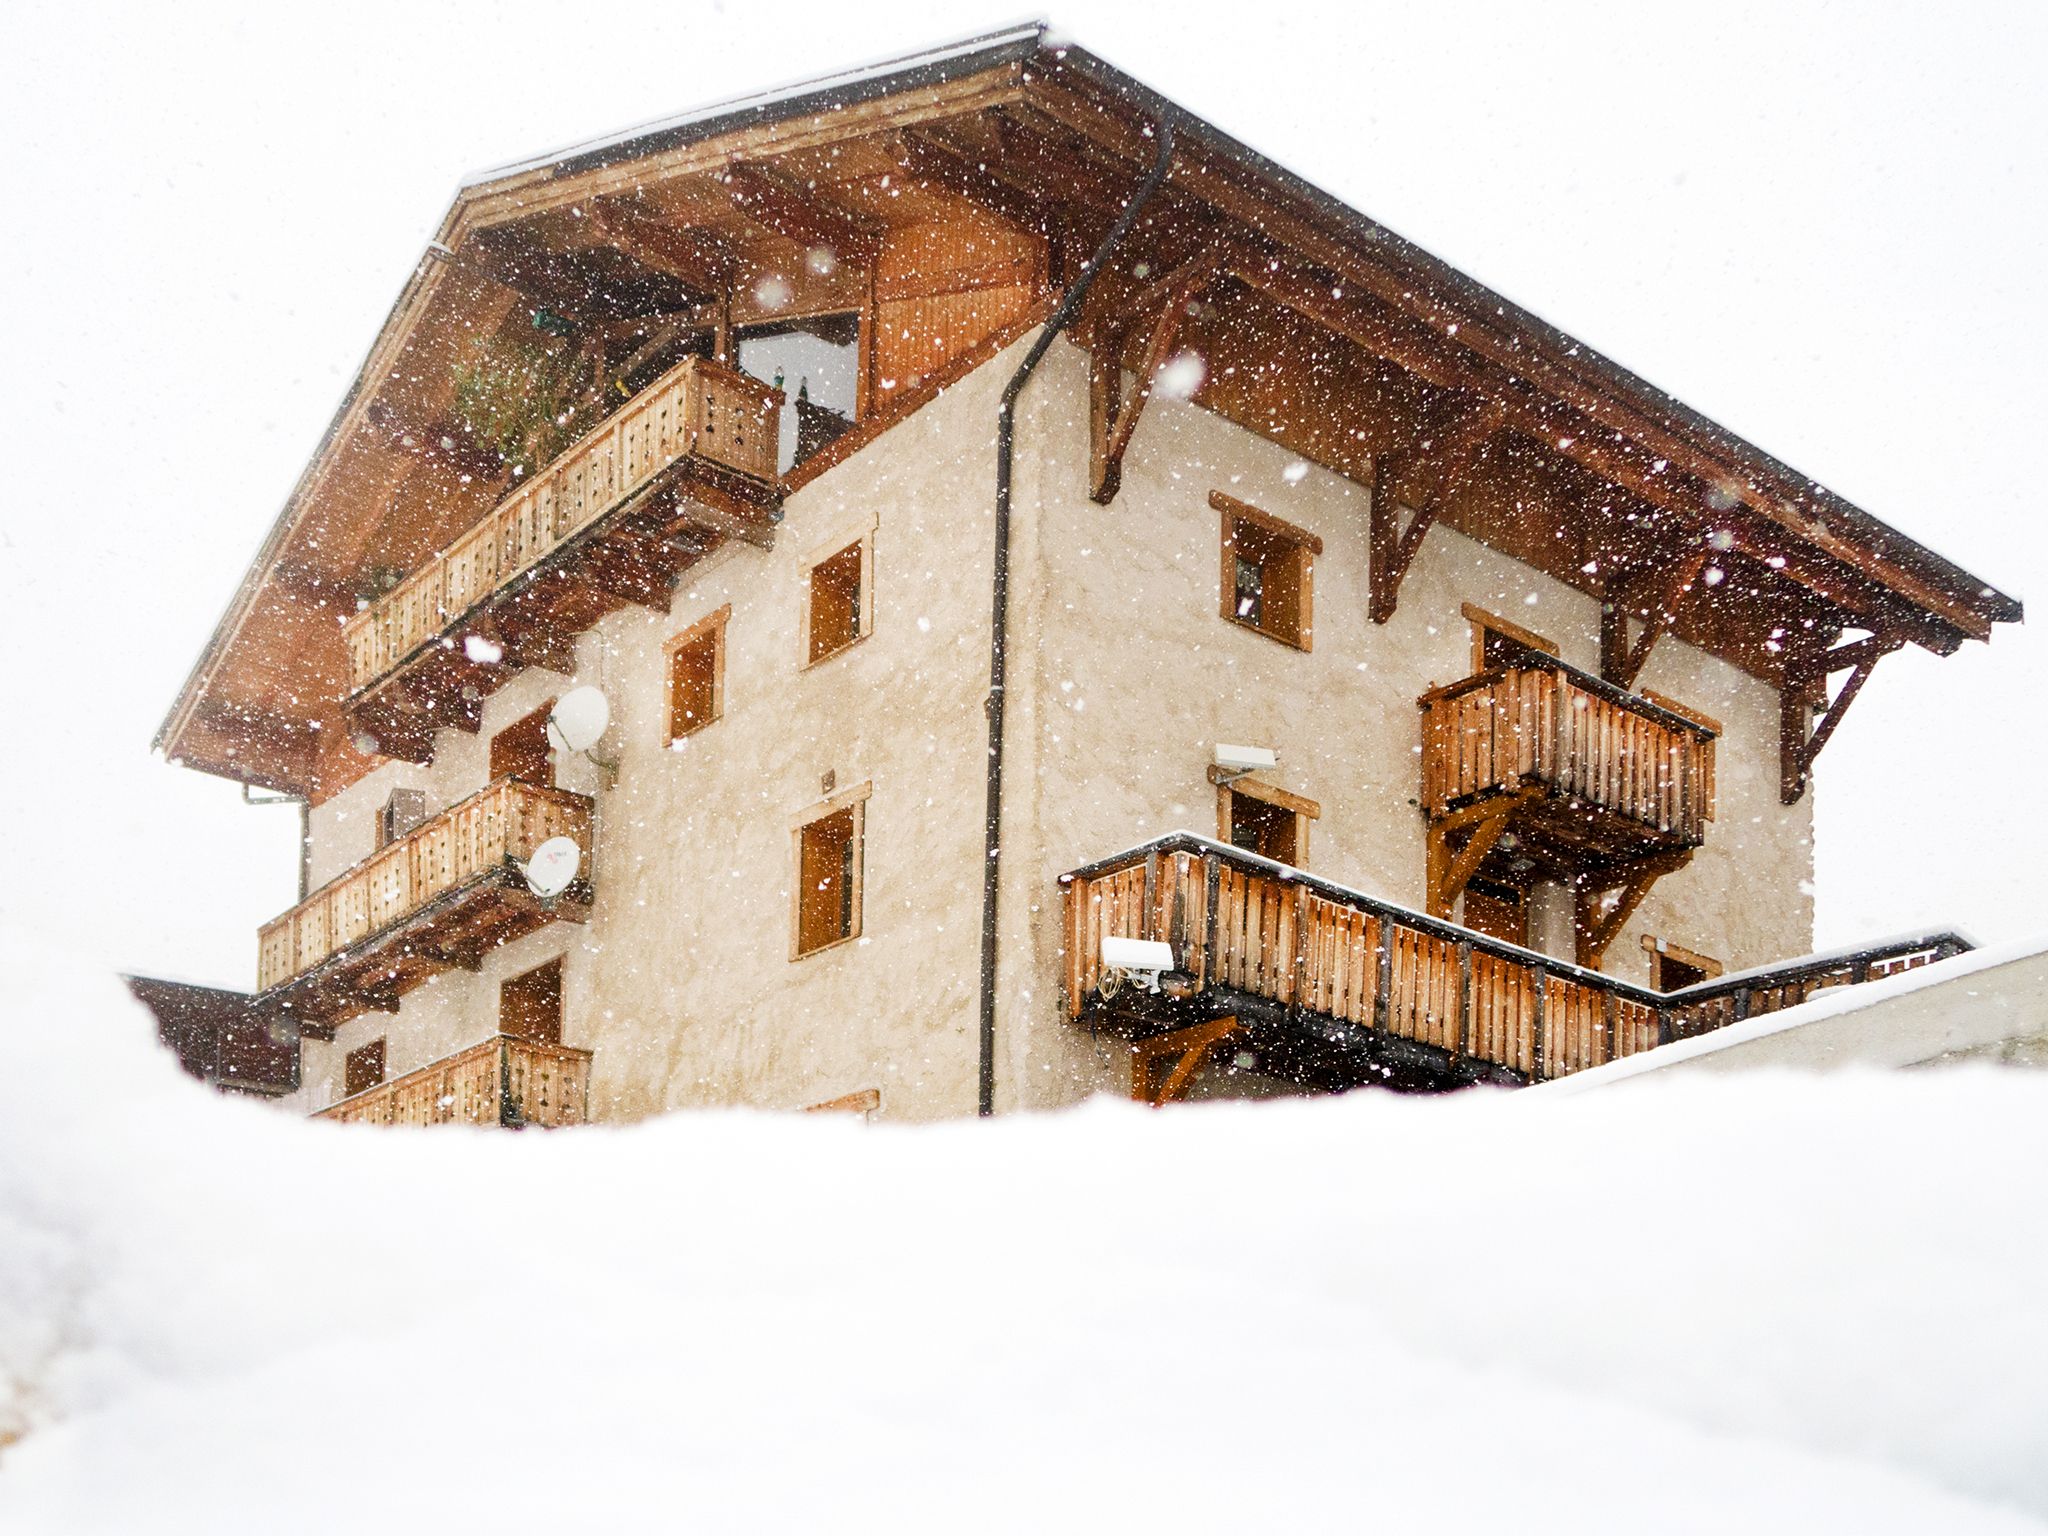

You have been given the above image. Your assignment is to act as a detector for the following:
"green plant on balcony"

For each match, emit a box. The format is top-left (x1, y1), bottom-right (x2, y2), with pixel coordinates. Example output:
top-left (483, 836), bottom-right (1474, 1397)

top-left (449, 326), bottom-right (596, 479)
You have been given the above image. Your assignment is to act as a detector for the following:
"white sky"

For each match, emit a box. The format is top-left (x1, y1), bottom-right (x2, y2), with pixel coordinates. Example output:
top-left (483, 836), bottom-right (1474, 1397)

top-left (4, 1), bottom-right (2043, 989)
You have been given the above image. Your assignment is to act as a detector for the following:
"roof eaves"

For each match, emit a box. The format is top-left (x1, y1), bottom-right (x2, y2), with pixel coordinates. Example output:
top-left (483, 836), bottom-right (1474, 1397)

top-left (1046, 43), bottom-right (2021, 627)
top-left (460, 21), bottom-right (1049, 191)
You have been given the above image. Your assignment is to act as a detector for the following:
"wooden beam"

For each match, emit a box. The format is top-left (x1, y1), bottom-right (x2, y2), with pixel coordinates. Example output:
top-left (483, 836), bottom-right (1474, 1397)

top-left (719, 161), bottom-right (883, 265)
top-left (1130, 1015), bottom-right (1242, 1105)
top-left (1425, 793), bottom-right (1536, 919)
top-left (895, 129), bottom-right (1056, 234)
top-left (1088, 250), bottom-right (1223, 504)
top-left (1369, 399), bottom-right (1505, 624)
top-left (588, 200), bottom-right (736, 298)
top-left (1574, 852), bottom-right (1692, 969)
top-left (1601, 545), bottom-right (1710, 688)
top-left (1779, 638), bottom-right (1900, 803)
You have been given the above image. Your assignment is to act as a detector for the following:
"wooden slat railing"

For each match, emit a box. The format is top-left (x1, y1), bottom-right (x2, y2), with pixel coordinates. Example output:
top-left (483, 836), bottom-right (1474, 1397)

top-left (1060, 834), bottom-right (1967, 1084)
top-left (257, 777), bottom-right (593, 992)
top-left (342, 355), bottom-right (780, 693)
top-left (1420, 659), bottom-right (1718, 841)
top-left (314, 1034), bottom-right (592, 1127)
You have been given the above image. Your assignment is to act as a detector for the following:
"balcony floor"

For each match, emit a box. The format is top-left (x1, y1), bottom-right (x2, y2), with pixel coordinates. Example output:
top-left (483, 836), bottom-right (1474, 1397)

top-left (1437, 783), bottom-right (1704, 886)
top-left (268, 868), bottom-right (592, 1038)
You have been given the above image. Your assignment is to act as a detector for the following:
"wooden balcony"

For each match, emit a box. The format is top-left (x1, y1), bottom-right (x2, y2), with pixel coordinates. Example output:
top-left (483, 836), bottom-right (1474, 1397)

top-left (257, 777), bottom-right (593, 1035)
top-left (1421, 659), bottom-right (1717, 851)
top-left (1417, 659), bottom-right (1718, 963)
top-left (314, 1034), bottom-right (591, 1128)
top-left (343, 355), bottom-right (781, 762)
top-left (1061, 835), bottom-right (1967, 1097)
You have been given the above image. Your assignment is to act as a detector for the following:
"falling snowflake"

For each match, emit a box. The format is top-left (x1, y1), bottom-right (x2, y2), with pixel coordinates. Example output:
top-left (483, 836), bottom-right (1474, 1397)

top-left (1154, 350), bottom-right (1207, 402)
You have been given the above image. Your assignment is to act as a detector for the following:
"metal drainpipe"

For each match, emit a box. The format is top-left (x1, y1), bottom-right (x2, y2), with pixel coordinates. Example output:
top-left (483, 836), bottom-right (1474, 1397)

top-left (976, 118), bottom-right (1177, 1118)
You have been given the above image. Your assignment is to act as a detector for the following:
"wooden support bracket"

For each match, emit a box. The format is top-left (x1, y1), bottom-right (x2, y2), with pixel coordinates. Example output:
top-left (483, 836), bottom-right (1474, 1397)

top-left (1089, 249), bottom-right (1223, 504)
top-left (1600, 545), bottom-right (1710, 688)
top-left (1573, 852), bottom-right (1693, 969)
top-left (1779, 635), bottom-right (1902, 803)
top-left (1130, 1015), bottom-right (1243, 1106)
top-left (1424, 791), bottom-right (1537, 920)
top-left (1369, 399), bottom-right (1506, 624)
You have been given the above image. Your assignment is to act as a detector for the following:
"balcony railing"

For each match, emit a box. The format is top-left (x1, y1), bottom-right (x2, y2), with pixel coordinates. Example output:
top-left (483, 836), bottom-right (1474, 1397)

top-left (1419, 659), bottom-right (1717, 845)
top-left (257, 777), bottom-right (593, 1010)
top-left (314, 1034), bottom-right (592, 1127)
top-left (343, 354), bottom-right (780, 696)
top-left (1061, 835), bottom-right (1966, 1087)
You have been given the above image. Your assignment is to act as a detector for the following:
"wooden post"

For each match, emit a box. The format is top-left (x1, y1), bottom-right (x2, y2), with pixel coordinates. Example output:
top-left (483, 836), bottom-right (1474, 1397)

top-left (1374, 919), bottom-right (1393, 1035)
top-left (1291, 883), bottom-right (1310, 1013)
top-left (1531, 965), bottom-right (1548, 1081)
top-left (1203, 853), bottom-right (1222, 991)
top-left (1456, 940), bottom-right (1473, 1064)
top-left (1141, 851), bottom-right (1160, 943)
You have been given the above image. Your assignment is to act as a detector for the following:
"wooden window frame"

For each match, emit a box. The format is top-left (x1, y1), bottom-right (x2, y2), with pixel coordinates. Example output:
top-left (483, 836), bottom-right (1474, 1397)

top-left (1214, 491), bottom-right (1319, 651)
top-left (1643, 935), bottom-right (1724, 992)
top-left (789, 780), bottom-right (872, 960)
top-left (1462, 602), bottom-right (1557, 675)
top-left (490, 699), bottom-right (557, 787)
top-left (799, 518), bottom-right (877, 669)
top-left (377, 787), bottom-right (427, 851)
top-left (665, 604), bottom-right (731, 744)
top-left (343, 1037), bottom-right (386, 1099)
top-left (1209, 767), bottom-right (1320, 869)
top-left (499, 956), bottom-right (564, 1045)
top-left (1642, 688), bottom-right (1720, 822)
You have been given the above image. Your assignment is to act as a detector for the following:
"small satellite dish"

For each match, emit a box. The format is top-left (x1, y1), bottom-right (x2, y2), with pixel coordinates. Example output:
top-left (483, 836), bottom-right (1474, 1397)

top-left (522, 836), bottom-right (582, 898)
top-left (547, 687), bottom-right (610, 755)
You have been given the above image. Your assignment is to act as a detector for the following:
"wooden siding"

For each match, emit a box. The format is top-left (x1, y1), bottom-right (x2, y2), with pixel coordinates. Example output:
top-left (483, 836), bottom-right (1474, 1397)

top-left (1061, 836), bottom-right (1965, 1086)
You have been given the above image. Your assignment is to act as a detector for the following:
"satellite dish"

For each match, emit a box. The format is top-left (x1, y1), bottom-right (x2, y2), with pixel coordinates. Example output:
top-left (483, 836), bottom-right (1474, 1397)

top-left (547, 687), bottom-right (610, 754)
top-left (522, 836), bottom-right (582, 898)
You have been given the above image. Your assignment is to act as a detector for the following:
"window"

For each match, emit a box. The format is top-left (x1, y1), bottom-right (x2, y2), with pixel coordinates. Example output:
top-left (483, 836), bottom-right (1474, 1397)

top-left (1463, 602), bottom-right (1557, 674)
top-left (1215, 492), bottom-right (1318, 650)
top-left (500, 957), bottom-right (563, 1044)
top-left (1461, 877), bottom-right (1528, 947)
top-left (490, 700), bottom-right (555, 785)
top-left (792, 783), bottom-right (870, 958)
top-left (1643, 689), bottom-right (1720, 822)
top-left (343, 1038), bottom-right (386, 1099)
top-left (801, 529), bottom-right (873, 666)
top-left (377, 788), bottom-right (427, 850)
top-left (1212, 771), bottom-right (1320, 869)
top-left (666, 606), bottom-right (730, 743)
top-left (1645, 937), bottom-right (1722, 993)
top-left (736, 313), bottom-right (861, 473)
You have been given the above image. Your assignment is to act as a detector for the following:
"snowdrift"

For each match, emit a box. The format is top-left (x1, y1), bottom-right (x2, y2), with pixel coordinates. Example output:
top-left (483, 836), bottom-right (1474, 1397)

top-left (2, 938), bottom-right (2045, 1533)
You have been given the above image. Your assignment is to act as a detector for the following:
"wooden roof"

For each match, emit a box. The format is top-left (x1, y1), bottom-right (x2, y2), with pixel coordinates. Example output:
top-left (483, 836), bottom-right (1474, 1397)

top-left (158, 23), bottom-right (2020, 801)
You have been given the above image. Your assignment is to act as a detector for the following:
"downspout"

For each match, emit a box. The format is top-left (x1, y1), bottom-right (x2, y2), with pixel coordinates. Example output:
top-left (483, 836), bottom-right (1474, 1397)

top-left (976, 118), bottom-right (1177, 1117)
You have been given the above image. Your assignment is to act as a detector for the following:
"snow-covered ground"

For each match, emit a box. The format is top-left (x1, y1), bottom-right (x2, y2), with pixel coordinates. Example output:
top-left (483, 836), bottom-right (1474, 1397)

top-left (4, 939), bottom-right (2046, 1533)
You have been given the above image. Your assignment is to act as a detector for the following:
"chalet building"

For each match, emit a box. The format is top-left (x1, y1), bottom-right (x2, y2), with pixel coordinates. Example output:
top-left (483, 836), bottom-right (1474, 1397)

top-left (149, 25), bottom-right (2018, 1124)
